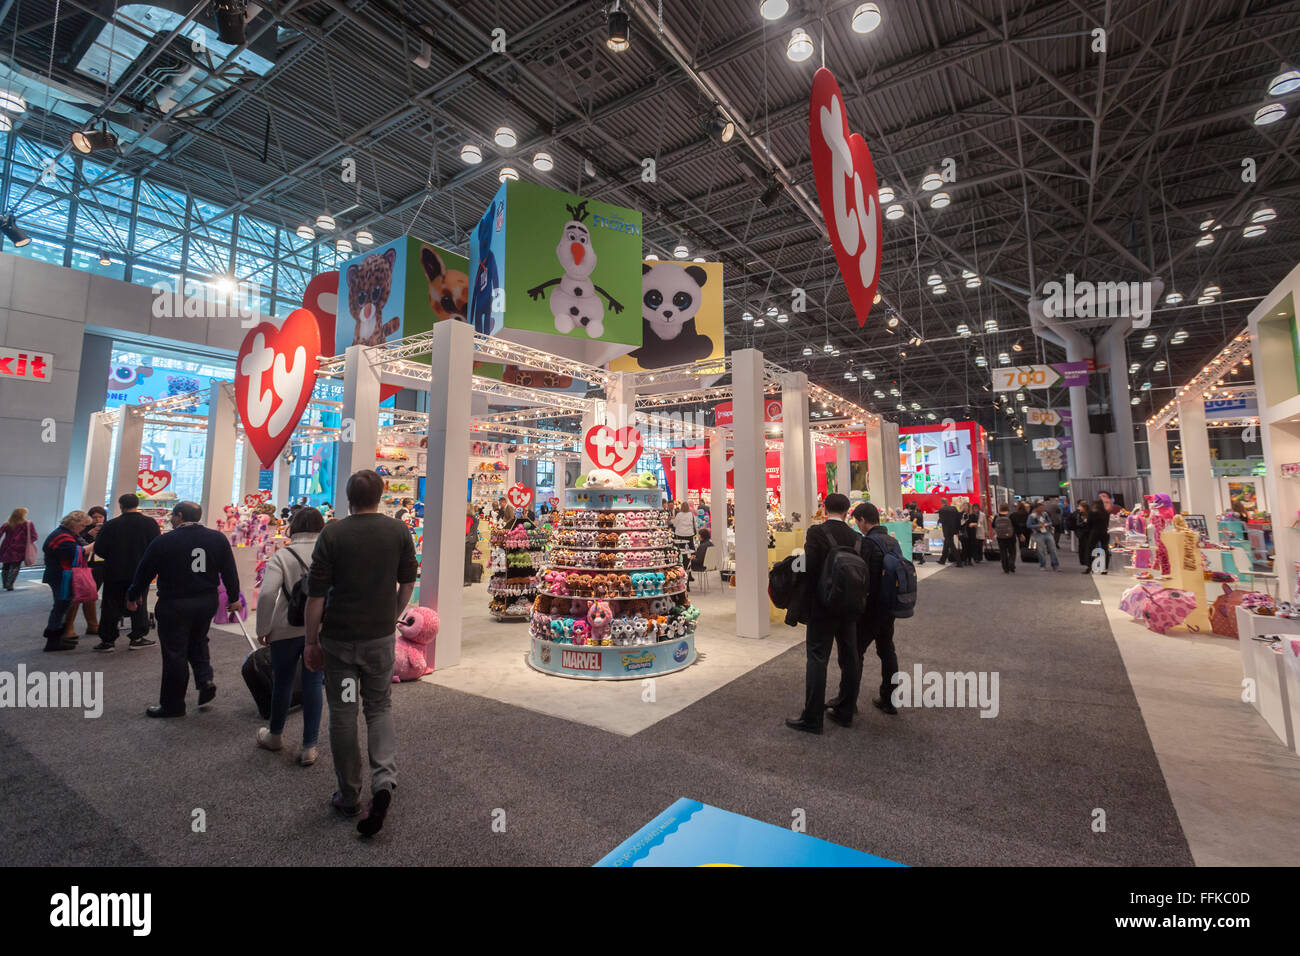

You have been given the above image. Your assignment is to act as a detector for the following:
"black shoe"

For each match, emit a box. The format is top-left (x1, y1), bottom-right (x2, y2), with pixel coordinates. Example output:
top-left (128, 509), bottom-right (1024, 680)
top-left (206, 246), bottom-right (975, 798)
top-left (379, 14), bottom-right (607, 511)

top-left (785, 717), bottom-right (823, 735)
top-left (872, 697), bottom-right (899, 716)
top-left (331, 792), bottom-right (361, 818)
top-left (826, 709), bottom-right (852, 728)
top-left (146, 705), bottom-right (185, 718)
top-left (128, 636), bottom-right (157, 649)
top-left (197, 682), bottom-right (217, 706)
top-left (43, 638), bottom-right (77, 652)
top-left (357, 787), bottom-right (393, 837)
top-left (92, 641), bottom-right (115, 652)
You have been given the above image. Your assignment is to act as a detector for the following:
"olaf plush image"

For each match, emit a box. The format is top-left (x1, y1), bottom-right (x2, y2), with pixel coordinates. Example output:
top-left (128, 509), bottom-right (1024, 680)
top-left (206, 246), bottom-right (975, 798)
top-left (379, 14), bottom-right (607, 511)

top-left (527, 200), bottom-right (624, 337)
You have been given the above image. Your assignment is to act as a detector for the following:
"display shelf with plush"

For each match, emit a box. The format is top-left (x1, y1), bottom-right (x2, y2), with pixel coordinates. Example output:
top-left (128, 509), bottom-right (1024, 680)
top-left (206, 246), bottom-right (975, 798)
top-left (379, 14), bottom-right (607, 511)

top-left (487, 523), bottom-right (549, 621)
top-left (528, 483), bottom-right (698, 680)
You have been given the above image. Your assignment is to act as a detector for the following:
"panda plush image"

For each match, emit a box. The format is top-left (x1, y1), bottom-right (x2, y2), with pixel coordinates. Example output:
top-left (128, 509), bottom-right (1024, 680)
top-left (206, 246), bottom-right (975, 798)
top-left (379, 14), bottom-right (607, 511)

top-left (527, 201), bottom-right (624, 338)
top-left (628, 262), bottom-right (715, 369)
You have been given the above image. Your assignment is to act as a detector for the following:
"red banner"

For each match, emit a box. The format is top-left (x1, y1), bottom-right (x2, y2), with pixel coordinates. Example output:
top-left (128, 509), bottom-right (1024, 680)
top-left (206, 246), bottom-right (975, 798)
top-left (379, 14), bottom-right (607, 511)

top-left (235, 309), bottom-right (321, 469)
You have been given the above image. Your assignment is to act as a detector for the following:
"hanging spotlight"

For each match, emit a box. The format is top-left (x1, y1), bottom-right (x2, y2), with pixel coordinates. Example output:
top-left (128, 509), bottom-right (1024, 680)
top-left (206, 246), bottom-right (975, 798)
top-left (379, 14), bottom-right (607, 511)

top-left (742, 311), bottom-right (754, 323)
top-left (315, 213), bottom-right (335, 231)
top-left (927, 272), bottom-right (942, 285)
top-left (777, 312), bottom-right (789, 324)
top-left (823, 342), bottom-right (834, 354)
top-left (606, 1), bottom-right (630, 52)
top-left (1254, 102), bottom-right (1286, 126)
top-left (753, 316), bottom-right (766, 328)
top-left (355, 229), bottom-right (374, 246)
top-left (704, 108), bottom-right (736, 143)
top-left (786, 28), bottom-right (814, 62)
top-left (674, 241), bottom-right (689, 259)
top-left (532, 151), bottom-right (554, 172)
top-left (956, 323), bottom-right (970, 336)
top-left (693, 256), bottom-right (707, 263)
top-left (802, 345), bottom-right (813, 356)
top-left (998, 352), bottom-right (1010, 364)
top-left (759, 0), bottom-right (789, 19)
top-left (760, 178), bottom-right (782, 207)
top-left (920, 170), bottom-right (943, 191)
top-left (1129, 362), bottom-right (1140, 373)
top-left (0, 90), bottom-right (27, 114)
top-left (887, 315), bottom-right (900, 328)
top-left (499, 166), bottom-right (519, 183)
top-left (929, 191), bottom-right (951, 209)
top-left (1268, 66), bottom-right (1300, 96)
top-left (1165, 290), bottom-right (1183, 305)
top-left (975, 355), bottom-right (987, 367)
top-left (877, 184), bottom-right (895, 203)
top-left (97, 250), bottom-right (112, 266)
top-left (851, 3), bottom-right (882, 33)
top-left (70, 125), bottom-right (118, 154)
top-left (211, 0), bottom-right (249, 46)
top-left (884, 202), bottom-right (905, 220)
top-left (873, 290), bottom-right (882, 304)
top-left (1012, 340), bottom-right (1023, 352)
top-left (460, 143), bottom-right (483, 164)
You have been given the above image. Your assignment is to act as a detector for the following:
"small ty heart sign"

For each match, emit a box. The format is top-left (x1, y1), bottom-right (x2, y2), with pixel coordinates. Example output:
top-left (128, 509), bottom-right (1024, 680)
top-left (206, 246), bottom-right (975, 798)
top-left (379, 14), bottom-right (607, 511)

top-left (138, 468), bottom-right (172, 496)
top-left (584, 425), bottom-right (643, 476)
top-left (506, 483), bottom-right (534, 510)
top-left (236, 308), bottom-right (321, 469)
top-left (242, 490), bottom-right (272, 508)
top-left (548, 496), bottom-right (560, 508)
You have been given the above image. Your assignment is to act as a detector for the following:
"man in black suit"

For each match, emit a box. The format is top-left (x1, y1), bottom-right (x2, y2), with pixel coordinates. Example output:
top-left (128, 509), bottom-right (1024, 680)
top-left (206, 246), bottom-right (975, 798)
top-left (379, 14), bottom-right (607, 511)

top-left (829, 503), bottom-right (900, 717)
top-left (936, 497), bottom-right (961, 565)
top-left (92, 493), bottom-right (161, 651)
top-left (786, 494), bottom-right (862, 735)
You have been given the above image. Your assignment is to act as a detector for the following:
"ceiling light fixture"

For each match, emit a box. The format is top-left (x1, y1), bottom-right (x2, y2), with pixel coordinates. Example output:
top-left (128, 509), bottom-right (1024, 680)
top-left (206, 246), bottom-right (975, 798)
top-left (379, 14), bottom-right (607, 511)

top-left (1251, 206), bottom-right (1277, 223)
top-left (851, 2), bottom-right (882, 33)
top-left (355, 229), bottom-right (374, 246)
top-left (295, 223), bottom-right (314, 240)
top-left (887, 315), bottom-right (899, 328)
top-left (759, 0), bottom-right (789, 19)
top-left (704, 108), bottom-right (736, 143)
top-left (499, 166), bottom-right (519, 183)
top-left (315, 213), bottom-right (335, 231)
top-left (1244, 224), bottom-right (1267, 238)
top-left (460, 143), bottom-right (483, 164)
top-left (1203, 284), bottom-right (1221, 296)
top-left (1268, 67), bottom-right (1300, 96)
top-left (1165, 290), bottom-right (1183, 305)
top-left (1255, 102), bottom-right (1287, 126)
top-left (927, 272), bottom-right (942, 285)
top-left (965, 275), bottom-right (981, 288)
top-left (742, 311), bottom-right (754, 323)
top-left (786, 28), bottom-right (814, 62)
top-left (929, 191), bottom-right (950, 209)
top-left (494, 126), bottom-right (517, 148)
top-left (931, 283), bottom-right (947, 294)
top-left (336, 238), bottom-right (352, 254)
top-left (1195, 233), bottom-right (1215, 247)
top-left (877, 184), bottom-right (895, 203)
top-left (606, 1), bottom-right (630, 52)
top-left (920, 170), bottom-right (943, 191)
top-left (98, 250), bottom-right (112, 266)
top-left (1012, 340), bottom-right (1023, 352)
top-left (211, 0), bottom-right (249, 45)
top-left (0, 91), bottom-right (27, 114)
top-left (674, 241), bottom-right (689, 259)
top-left (70, 125), bottom-right (118, 154)
top-left (532, 151), bottom-right (554, 172)
top-left (884, 202), bottom-right (904, 220)
top-left (802, 345), bottom-right (812, 355)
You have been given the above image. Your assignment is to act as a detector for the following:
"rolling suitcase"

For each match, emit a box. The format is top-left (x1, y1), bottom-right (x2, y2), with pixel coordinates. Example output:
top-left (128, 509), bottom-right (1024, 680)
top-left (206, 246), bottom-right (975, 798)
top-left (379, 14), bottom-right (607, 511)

top-left (1019, 541), bottom-right (1037, 563)
top-left (234, 616), bottom-right (302, 720)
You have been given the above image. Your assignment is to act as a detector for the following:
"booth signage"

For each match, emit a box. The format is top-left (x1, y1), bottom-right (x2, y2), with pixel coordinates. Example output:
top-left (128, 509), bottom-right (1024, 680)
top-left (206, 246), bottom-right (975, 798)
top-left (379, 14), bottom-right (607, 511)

top-left (1032, 438), bottom-right (1060, 451)
top-left (1026, 408), bottom-right (1061, 427)
top-left (1205, 396), bottom-right (1258, 418)
top-left (1050, 360), bottom-right (1091, 388)
top-left (235, 308), bottom-right (321, 469)
top-left (809, 67), bottom-right (881, 328)
top-left (137, 468), bottom-right (172, 496)
top-left (242, 490), bottom-right (272, 507)
top-left (0, 347), bottom-right (52, 382)
top-left (506, 482), bottom-right (534, 510)
top-left (992, 365), bottom-right (1061, 391)
top-left (583, 425), bottom-right (643, 475)
top-left (1281, 462), bottom-right (1300, 478)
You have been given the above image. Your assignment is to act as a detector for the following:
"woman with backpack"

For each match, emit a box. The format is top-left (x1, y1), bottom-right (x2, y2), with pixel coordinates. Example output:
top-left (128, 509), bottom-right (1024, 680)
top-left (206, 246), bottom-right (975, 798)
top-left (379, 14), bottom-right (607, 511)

top-left (993, 503), bottom-right (1017, 573)
top-left (0, 507), bottom-right (37, 591)
top-left (253, 507), bottom-right (325, 765)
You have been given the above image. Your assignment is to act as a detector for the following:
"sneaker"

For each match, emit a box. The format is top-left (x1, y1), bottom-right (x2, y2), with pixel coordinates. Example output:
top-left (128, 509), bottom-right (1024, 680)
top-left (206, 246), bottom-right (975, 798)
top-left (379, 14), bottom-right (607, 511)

top-left (300, 746), bottom-right (318, 766)
top-left (128, 636), bottom-right (157, 649)
top-left (92, 641), bottom-right (115, 652)
top-left (256, 728), bottom-right (282, 751)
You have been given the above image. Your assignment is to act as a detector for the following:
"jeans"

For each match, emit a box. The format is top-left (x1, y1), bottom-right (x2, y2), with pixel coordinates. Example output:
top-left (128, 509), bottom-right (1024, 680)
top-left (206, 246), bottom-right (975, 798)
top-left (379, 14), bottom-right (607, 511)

top-left (997, 537), bottom-right (1017, 572)
top-left (322, 635), bottom-right (397, 806)
top-left (801, 612), bottom-right (860, 725)
top-left (99, 579), bottom-right (150, 643)
top-left (155, 595), bottom-right (217, 713)
top-left (1033, 532), bottom-right (1059, 569)
top-left (2, 562), bottom-right (19, 589)
top-left (45, 586), bottom-right (71, 636)
top-left (269, 636), bottom-right (324, 747)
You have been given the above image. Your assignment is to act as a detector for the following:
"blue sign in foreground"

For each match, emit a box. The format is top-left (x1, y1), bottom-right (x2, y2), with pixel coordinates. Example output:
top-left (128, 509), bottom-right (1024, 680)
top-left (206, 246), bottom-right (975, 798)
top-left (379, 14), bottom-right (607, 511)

top-left (595, 798), bottom-right (904, 867)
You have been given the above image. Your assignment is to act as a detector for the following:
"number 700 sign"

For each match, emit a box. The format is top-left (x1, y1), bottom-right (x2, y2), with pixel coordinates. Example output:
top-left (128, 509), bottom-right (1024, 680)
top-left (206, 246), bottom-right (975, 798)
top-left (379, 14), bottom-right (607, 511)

top-left (992, 364), bottom-right (1061, 391)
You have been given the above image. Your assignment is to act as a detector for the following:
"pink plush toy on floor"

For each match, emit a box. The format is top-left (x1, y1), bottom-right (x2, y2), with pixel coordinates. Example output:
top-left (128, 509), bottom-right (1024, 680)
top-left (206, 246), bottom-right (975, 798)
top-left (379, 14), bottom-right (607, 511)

top-left (1146, 493), bottom-right (1175, 577)
top-left (393, 605), bottom-right (439, 682)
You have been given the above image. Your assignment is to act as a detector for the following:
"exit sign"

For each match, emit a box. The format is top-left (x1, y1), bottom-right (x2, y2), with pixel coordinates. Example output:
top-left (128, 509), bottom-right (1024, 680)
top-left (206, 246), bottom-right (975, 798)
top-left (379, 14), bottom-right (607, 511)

top-left (0, 347), bottom-right (52, 382)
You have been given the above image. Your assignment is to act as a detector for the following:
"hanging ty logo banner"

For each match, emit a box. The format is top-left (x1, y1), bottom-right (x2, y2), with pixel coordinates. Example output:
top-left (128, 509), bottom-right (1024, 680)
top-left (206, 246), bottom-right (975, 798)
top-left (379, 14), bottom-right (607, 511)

top-left (809, 67), bottom-right (881, 328)
top-left (235, 308), bottom-right (321, 469)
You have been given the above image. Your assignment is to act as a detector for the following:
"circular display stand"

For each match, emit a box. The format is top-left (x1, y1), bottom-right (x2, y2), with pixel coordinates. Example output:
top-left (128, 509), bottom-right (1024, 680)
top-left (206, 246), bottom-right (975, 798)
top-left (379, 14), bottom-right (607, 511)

top-left (526, 632), bottom-right (696, 680)
top-left (564, 486), bottom-right (667, 510)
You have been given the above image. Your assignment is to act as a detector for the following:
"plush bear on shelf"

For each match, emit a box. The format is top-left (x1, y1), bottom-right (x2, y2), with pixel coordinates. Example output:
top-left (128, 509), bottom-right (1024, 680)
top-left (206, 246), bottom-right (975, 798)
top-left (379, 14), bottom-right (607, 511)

top-left (393, 605), bottom-right (439, 682)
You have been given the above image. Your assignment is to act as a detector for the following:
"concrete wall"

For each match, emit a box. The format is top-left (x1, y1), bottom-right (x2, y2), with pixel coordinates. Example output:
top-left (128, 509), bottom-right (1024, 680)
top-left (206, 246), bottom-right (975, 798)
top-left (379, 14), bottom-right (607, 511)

top-left (0, 251), bottom-right (269, 539)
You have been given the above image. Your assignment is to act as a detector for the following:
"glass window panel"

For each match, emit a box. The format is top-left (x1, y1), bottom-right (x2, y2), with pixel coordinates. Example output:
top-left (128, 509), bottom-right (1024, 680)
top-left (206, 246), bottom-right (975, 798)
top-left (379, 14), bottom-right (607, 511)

top-left (73, 203), bottom-right (131, 249)
top-left (235, 248), bottom-right (274, 287)
top-left (11, 190), bottom-right (69, 239)
top-left (80, 160), bottom-right (135, 202)
top-left (276, 266), bottom-right (309, 303)
top-left (188, 238), bottom-right (230, 276)
top-left (136, 181), bottom-right (187, 228)
top-left (5, 233), bottom-right (65, 266)
top-left (70, 245), bottom-right (125, 280)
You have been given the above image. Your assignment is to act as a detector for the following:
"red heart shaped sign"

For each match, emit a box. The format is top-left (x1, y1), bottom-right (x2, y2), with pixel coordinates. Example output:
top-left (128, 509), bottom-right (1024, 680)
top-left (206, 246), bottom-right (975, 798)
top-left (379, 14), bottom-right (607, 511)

top-left (236, 308), bottom-right (321, 469)
top-left (138, 468), bottom-right (172, 496)
top-left (809, 67), bottom-right (881, 328)
top-left (242, 491), bottom-right (272, 508)
top-left (584, 425), bottom-right (643, 476)
top-left (506, 483), bottom-right (534, 509)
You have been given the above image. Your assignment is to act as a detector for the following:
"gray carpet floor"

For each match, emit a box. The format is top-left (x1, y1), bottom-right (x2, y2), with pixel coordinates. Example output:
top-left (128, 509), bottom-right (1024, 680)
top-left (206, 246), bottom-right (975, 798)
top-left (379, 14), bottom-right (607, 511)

top-left (0, 558), bottom-right (1192, 866)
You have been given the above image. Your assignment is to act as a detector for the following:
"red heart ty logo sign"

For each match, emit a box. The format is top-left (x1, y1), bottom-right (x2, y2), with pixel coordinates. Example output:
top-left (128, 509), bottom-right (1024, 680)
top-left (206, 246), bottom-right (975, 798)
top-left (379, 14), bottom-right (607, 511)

top-left (506, 483), bottom-right (534, 510)
top-left (584, 425), bottom-right (643, 476)
top-left (137, 468), bottom-right (172, 496)
top-left (236, 308), bottom-right (320, 469)
top-left (809, 67), bottom-right (881, 328)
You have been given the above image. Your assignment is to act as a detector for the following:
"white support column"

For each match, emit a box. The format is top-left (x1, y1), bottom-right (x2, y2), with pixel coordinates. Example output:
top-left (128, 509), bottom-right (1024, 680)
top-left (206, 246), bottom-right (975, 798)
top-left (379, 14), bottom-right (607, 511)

top-left (421, 319), bottom-right (475, 670)
top-left (1176, 395), bottom-right (1215, 516)
top-left (582, 371), bottom-right (634, 473)
top-left (708, 426), bottom-right (728, 528)
top-left (1146, 423), bottom-right (1171, 493)
top-left (238, 437), bottom-right (262, 501)
top-left (82, 411), bottom-right (115, 511)
top-left (672, 448), bottom-right (688, 502)
top-left (200, 382), bottom-right (238, 526)
top-left (882, 420), bottom-right (902, 509)
top-left (780, 371), bottom-right (814, 528)
top-left (335, 344), bottom-right (381, 510)
top-left (835, 439), bottom-right (851, 496)
top-left (865, 418), bottom-right (886, 505)
top-left (271, 456), bottom-right (293, 509)
top-left (732, 349), bottom-right (769, 640)
top-left (111, 405), bottom-right (146, 508)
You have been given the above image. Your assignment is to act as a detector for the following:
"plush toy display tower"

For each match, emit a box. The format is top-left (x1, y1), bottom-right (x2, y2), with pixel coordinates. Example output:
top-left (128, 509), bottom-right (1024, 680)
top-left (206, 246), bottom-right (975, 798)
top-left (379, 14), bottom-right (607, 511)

top-left (527, 477), bottom-right (699, 679)
top-left (488, 522), bottom-right (547, 621)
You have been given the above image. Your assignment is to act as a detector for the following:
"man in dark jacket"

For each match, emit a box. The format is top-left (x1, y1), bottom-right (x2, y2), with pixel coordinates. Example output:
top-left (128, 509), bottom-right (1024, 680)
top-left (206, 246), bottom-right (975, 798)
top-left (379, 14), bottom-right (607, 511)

top-left (127, 501), bottom-right (240, 718)
top-left (936, 498), bottom-right (961, 565)
top-left (787, 493), bottom-right (862, 734)
top-left (92, 494), bottom-right (160, 652)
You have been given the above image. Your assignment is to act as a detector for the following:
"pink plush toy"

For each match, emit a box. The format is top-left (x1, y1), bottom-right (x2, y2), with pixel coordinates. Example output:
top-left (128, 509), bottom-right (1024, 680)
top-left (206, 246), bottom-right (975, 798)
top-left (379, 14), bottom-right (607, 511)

top-left (588, 600), bottom-right (613, 646)
top-left (393, 605), bottom-right (439, 682)
top-left (212, 582), bottom-right (247, 623)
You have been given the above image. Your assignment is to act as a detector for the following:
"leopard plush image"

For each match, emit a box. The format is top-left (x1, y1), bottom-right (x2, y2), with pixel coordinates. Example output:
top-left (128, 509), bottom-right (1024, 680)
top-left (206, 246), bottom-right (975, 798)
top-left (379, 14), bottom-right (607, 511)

top-left (347, 247), bottom-right (401, 346)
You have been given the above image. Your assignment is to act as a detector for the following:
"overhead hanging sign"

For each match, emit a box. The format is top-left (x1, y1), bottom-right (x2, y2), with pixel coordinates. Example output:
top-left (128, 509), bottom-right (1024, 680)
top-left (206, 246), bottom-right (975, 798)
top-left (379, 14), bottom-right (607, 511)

top-left (583, 425), bottom-right (643, 475)
top-left (992, 364), bottom-right (1060, 391)
top-left (506, 482), bottom-right (535, 510)
top-left (809, 67), bottom-right (881, 329)
top-left (1025, 408), bottom-right (1061, 427)
top-left (1205, 396), bottom-right (1258, 418)
top-left (1050, 360), bottom-right (1092, 388)
top-left (137, 468), bottom-right (172, 496)
top-left (235, 308), bottom-right (321, 469)
top-left (1032, 437), bottom-right (1060, 451)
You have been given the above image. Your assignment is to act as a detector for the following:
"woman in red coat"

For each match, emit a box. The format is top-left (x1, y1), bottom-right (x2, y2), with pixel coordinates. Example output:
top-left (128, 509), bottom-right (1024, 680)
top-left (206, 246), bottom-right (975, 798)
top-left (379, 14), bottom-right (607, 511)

top-left (0, 507), bottom-right (37, 590)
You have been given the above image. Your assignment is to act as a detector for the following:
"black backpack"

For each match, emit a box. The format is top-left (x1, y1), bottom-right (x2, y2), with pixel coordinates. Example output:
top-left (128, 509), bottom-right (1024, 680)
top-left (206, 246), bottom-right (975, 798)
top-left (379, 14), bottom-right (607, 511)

top-left (279, 548), bottom-right (311, 628)
top-left (768, 554), bottom-right (800, 610)
top-left (817, 534), bottom-right (868, 617)
top-left (862, 533), bottom-right (918, 619)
